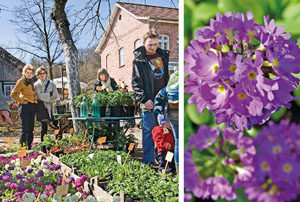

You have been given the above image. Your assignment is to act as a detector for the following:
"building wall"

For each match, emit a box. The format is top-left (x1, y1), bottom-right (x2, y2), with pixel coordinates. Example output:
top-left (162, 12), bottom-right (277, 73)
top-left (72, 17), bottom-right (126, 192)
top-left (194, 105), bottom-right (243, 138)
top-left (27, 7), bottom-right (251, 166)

top-left (100, 8), bottom-right (178, 90)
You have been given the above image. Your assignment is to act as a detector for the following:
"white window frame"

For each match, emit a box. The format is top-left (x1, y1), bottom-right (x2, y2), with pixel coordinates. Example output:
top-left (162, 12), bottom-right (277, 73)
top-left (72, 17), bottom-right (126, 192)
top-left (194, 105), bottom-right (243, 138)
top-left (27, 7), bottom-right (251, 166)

top-left (3, 84), bottom-right (15, 101)
top-left (158, 34), bottom-right (169, 50)
top-left (119, 48), bottom-right (125, 67)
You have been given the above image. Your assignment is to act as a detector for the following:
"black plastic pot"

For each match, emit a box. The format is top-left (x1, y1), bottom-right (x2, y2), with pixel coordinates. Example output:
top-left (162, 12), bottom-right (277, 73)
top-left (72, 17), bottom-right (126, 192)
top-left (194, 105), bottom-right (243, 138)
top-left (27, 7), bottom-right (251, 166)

top-left (123, 106), bottom-right (135, 117)
top-left (109, 106), bottom-right (122, 117)
top-left (100, 106), bottom-right (106, 117)
top-left (56, 105), bottom-right (66, 114)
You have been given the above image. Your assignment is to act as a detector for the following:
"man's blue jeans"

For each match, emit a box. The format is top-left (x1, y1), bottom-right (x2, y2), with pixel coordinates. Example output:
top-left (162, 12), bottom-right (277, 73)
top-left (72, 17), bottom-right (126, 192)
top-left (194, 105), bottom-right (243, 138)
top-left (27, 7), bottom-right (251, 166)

top-left (170, 119), bottom-right (179, 164)
top-left (142, 111), bottom-right (156, 164)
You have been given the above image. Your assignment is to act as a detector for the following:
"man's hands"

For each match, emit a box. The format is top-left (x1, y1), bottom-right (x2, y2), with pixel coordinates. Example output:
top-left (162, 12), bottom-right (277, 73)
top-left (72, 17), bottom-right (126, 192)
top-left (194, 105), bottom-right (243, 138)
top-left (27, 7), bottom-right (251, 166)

top-left (144, 99), bottom-right (154, 110)
top-left (0, 110), bottom-right (13, 125)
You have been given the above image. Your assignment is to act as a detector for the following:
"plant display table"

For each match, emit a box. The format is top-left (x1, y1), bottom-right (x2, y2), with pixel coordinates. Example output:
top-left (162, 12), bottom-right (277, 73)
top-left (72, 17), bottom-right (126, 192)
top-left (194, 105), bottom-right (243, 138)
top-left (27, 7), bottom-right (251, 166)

top-left (68, 117), bottom-right (142, 151)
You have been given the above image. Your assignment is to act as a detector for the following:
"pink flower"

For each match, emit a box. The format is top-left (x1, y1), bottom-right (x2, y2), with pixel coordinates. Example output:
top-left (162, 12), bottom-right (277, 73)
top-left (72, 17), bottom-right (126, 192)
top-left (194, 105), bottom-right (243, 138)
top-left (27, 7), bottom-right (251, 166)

top-left (80, 174), bottom-right (88, 181)
top-left (10, 183), bottom-right (18, 189)
top-left (75, 179), bottom-right (83, 188)
top-left (38, 182), bottom-right (43, 186)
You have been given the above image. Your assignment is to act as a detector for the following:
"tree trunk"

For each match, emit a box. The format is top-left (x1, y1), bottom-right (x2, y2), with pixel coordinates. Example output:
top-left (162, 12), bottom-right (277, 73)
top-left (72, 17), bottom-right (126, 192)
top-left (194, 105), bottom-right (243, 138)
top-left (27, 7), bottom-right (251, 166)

top-left (51, 0), bottom-right (81, 133)
top-left (48, 63), bottom-right (54, 81)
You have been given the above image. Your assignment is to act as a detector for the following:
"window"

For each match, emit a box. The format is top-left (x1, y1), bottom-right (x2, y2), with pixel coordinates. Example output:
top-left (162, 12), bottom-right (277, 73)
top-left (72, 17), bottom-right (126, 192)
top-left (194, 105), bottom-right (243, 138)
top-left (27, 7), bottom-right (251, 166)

top-left (158, 34), bottom-right (169, 50)
top-left (3, 84), bottom-right (15, 101)
top-left (134, 39), bottom-right (142, 49)
top-left (119, 48), bottom-right (125, 66)
top-left (106, 54), bottom-right (110, 70)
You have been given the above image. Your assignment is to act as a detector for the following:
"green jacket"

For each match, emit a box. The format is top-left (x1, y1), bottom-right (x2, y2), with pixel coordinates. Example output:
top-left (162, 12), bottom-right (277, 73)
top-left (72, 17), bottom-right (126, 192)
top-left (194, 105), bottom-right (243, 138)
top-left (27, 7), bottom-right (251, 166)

top-left (0, 85), bottom-right (10, 112)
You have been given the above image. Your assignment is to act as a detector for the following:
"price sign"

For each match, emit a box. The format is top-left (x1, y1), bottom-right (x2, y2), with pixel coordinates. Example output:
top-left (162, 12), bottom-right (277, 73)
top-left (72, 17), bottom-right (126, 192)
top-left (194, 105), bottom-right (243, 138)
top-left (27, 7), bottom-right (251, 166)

top-left (117, 155), bottom-right (122, 165)
top-left (128, 143), bottom-right (135, 151)
top-left (56, 184), bottom-right (69, 196)
top-left (70, 128), bottom-right (74, 134)
top-left (4, 137), bottom-right (14, 146)
top-left (54, 130), bottom-right (59, 135)
top-left (18, 150), bottom-right (27, 158)
top-left (165, 151), bottom-right (174, 162)
top-left (98, 137), bottom-right (107, 145)
top-left (21, 159), bottom-right (31, 167)
top-left (84, 130), bottom-right (88, 139)
top-left (63, 89), bottom-right (69, 95)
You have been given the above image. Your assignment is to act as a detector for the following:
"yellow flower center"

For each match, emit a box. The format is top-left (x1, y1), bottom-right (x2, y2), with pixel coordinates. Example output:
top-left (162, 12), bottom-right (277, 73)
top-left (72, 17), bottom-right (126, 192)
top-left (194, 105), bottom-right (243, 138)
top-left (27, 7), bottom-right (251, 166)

top-left (261, 162), bottom-right (270, 171)
top-left (215, 33), bottom-right (221, 37)
top-left (248, 72), bottom-right (256, 80)
top-left (273, 146), bottom-right (281, 154)
top-left (273, 59), bottom-right (279, 67)
top-left (268, 136), bottom-right (275, 142)
top-left (237, 93), bottom-right (247, 100)
top-left (247, 30), bottom-right (256, 44)
top-left (218, 85), bottom-right (225, 93)
top-left (283, 164), bottom-right (292, 173)
top-left (221, 44), bottom-right (230, 53)
top-left (229, 65), bottom-right (236, 72)
top-left (224, 29), bottom-right (234, 45)
top-left (213, 64), bottom-right (219, 72)
top-left (297, 140), bottom-right (300, 146)
top-left (240, 146), bottom-right (245, 154)
top-left (207, 139), bottom-right (212, 144)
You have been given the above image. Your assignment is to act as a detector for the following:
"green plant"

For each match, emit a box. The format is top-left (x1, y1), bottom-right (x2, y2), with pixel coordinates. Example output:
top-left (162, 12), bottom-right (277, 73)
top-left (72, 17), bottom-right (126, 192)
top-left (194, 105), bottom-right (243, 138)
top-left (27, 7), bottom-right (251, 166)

top-left (121, 92), bottom-right (135, 106)
top-left (33, 134), bottom-right (55, 151)
top-left (107, 91), bottom-right (122, 106)
top-left (74, 93), bottom-right (93, 107)
top-left (96, 92), bottom-right (108, 106)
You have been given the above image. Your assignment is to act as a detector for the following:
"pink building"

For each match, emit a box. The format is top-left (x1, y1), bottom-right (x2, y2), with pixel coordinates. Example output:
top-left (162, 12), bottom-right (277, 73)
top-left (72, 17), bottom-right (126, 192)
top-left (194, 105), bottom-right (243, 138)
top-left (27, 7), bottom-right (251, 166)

top-left (95, 2), bottom-right (178, 90)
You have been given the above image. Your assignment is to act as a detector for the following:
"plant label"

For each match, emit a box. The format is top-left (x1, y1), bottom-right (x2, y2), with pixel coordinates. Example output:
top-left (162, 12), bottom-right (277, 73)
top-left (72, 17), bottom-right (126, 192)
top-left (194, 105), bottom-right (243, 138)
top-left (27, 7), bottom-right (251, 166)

top-left (165, 151), bottom-right (174, 162)
top-left (54, 130), bottom-right (59, 135)
top-left (70, 128), bottom-right (74, 134)
top-left (96, 86), bottom-right (103, 91)
top-left (56, 184), bottom-right (69, 196)
top-left (64, 89), bottom-right (68, 95)
top-left (21, 159), bottom-right (31, 167)
top-left (18, 150), bottom-right (27, 158)
top-left (117, 155), bottom-right (122, 165)
top-left (98, 136), bottom-right (107, 145)
top-left (4, 137), bottom-right (14, 146)
top-left (128, 143), bottom-right (135, 151)
top-left (84, 130), bottom-right (88, 139)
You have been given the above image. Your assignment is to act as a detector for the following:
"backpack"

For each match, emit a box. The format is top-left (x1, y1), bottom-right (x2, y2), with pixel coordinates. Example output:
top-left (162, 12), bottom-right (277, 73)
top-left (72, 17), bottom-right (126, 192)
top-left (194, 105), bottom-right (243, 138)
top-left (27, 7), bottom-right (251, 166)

top-left (166, 71), bottom-right (179, 109)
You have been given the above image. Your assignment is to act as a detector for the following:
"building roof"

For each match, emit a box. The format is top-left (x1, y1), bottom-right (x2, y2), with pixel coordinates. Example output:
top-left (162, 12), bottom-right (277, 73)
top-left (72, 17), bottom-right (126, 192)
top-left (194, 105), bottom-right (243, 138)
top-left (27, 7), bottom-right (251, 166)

top-left (95, 2), bottom-right (178, 53)
top-left (0, 47), bottom-right (25, 68)
top-left (117, 2), bottom-right (178, 21)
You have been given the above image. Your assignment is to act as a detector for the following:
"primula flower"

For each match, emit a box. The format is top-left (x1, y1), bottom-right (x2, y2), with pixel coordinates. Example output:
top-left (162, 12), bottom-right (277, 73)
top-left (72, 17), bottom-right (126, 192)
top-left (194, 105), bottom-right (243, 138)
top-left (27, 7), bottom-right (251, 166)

top-left (75, 178), bottom-right (83, 188)
top-left (185, 11), bottom-right (300, 130)
top-left (244, 120), bottom-right (300, 202)
top-left (185, 125), bottom-right (256, 201)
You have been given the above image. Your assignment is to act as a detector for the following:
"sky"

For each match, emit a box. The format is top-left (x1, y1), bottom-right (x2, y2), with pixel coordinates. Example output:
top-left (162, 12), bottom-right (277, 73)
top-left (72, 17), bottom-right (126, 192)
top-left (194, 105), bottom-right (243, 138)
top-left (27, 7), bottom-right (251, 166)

top-left (0, 0), bottom-right (178, 63)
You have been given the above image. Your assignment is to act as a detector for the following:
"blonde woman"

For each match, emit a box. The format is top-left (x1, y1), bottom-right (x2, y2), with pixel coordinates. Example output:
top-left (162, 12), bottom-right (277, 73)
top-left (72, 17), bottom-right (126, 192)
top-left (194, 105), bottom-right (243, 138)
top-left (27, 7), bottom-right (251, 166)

top-left (10, 64), bottom-right (37, 149)
top-left (34, 66), bottom-right (59, 145)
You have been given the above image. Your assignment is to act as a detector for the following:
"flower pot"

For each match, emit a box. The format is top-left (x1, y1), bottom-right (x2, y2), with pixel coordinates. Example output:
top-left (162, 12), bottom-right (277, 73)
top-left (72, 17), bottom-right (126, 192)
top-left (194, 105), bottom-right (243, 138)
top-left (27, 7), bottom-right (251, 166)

top-left (56, 105), bottom-right (66, 114)
top-left (100, 106), bottom-right (106, 117)
top-left (109, 106), bottom-right (122, 117)
top-left (123, 106), bottom-right (135, 117)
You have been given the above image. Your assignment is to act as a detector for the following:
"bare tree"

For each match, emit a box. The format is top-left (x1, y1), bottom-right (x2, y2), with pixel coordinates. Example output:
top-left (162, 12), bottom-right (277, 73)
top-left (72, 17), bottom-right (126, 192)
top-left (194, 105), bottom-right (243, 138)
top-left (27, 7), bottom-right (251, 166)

top-left (10, 0), bottom-right (63, 80)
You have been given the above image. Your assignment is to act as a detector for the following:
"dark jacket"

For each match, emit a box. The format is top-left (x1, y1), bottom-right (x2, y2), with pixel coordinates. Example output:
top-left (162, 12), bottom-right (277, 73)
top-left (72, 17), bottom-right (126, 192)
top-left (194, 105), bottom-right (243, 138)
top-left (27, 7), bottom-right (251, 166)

top-left (132, 46), bottom-right (169, 106)
top-left (94, 78), bottom-right (118, 93)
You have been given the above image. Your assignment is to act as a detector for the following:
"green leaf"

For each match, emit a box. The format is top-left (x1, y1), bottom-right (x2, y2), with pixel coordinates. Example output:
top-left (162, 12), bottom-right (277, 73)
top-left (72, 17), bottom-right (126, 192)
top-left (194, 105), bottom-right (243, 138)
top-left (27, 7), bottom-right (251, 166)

top-left (270, 107), bottom-right (287, 122)
top-left (276, 20), bottom-right (300, 35)
top-left (282, 2), bottom-right (300, 21)
top-left (186, 104), bottom-right (211, 125)
top-left (193, 2), bottom-right (220, 23)
top-left (293, 84), bottom-right (300, 106)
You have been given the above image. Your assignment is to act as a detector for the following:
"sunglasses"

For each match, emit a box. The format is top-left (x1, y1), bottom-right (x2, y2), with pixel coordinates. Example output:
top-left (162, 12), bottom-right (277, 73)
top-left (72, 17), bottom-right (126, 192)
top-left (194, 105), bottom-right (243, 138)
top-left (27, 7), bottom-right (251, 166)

top-left (39, 72), bottom-right (47, 75)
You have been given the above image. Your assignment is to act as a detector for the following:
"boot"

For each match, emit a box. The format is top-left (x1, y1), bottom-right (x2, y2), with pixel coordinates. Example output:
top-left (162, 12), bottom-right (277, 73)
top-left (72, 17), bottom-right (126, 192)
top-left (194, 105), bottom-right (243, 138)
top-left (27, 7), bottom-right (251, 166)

top-left (175, 163), bottom-right (179, 175)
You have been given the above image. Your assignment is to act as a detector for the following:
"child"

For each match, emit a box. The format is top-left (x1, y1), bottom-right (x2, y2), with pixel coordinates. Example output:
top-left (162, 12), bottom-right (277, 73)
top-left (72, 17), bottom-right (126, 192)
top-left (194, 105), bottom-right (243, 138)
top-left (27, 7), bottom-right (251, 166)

top-left (152, 114), bottom-right (176, 174)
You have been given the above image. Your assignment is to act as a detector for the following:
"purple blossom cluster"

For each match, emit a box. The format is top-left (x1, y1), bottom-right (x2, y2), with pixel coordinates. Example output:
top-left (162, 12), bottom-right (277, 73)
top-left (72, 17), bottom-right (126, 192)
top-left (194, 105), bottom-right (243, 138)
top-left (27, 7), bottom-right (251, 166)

top-left (244, 120), bottom-right (300, 202)
top-left (185, 11), bottom-right (300, 130)
top-left (185, 125), bottom-right (256, 200)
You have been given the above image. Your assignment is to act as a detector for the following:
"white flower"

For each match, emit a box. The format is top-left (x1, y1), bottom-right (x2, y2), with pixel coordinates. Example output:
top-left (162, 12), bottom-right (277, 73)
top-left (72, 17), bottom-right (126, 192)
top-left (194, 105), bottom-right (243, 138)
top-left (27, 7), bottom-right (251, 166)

top-left (22, 192), bottom-right (35, 202)
top-left (16, 158), bottom-right (21, 163)
top-left (15, 161), bottom-right (21, 167)
top-left (70, 194), bottom-right (79, 202)
top-left (4, 164), bottom-right (9, 170)
top-left (40, 194), bottom-right (48, 201)
top-left (75, 192), bottom-right (82, 199)
top-left (11, 160), bottom-right (16, 164)
top-left (53, 194), bottom-right (62, 201)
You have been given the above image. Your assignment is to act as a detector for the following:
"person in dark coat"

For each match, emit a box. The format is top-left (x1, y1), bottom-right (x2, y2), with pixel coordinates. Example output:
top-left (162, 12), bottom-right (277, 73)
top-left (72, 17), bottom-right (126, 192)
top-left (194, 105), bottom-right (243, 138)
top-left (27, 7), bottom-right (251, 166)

top-left (131, 29), bottom-right (169, 165)
top-left (94, 68), bottom-right (118, 93)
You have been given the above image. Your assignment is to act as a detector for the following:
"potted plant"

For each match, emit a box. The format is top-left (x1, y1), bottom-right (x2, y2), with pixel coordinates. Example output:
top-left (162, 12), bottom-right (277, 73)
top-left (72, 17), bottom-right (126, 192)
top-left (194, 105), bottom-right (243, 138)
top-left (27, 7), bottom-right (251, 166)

top-left (55, 101), bottom-right (67, 114)
top-left (96, 92), bottom-right (108, 117)
top-left (107, 91), bottom-right (122, 117)
top-left (121, 92), bottom-right (136, 117)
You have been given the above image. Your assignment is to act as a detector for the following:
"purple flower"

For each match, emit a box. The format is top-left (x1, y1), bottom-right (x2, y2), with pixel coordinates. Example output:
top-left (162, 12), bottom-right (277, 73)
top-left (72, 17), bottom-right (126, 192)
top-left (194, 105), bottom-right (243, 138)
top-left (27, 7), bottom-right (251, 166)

top-left (197, 177), bottom-right (237, 201)
top-left (56, 178), bottom-right (62, 185)
top-left (237, 137), bottom-right (256, 165)
top-left (185, 11), bottom-right (300, 130)
top-left (37, 170), bottom-right (44, 177)
top-left (75, 178), bottom-right (83, 188)
top-left (187, 125), bottom-right (219, 151)
top-left (184, 150), bottom-right (201, 196)
top-left (17, 184), bottom-right (26, 192)
top-left (27, 169), bottom-right (33, 173)
top-left (16, 174), bottom-right (23, 179)
top-left (10, 183), bottom-right (18, 189)
top-left (223, 128), bottom-right (243, 145)
top-left (184, 193), bottom-right (192, 202)
top-left (81, 174), bottom-right (88, 181)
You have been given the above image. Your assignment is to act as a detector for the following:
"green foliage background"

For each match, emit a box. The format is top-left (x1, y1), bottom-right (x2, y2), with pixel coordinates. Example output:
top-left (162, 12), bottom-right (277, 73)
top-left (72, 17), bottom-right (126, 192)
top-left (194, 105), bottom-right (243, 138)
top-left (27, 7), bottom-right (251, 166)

top-left (184, 0), bottom-right (300, 201)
